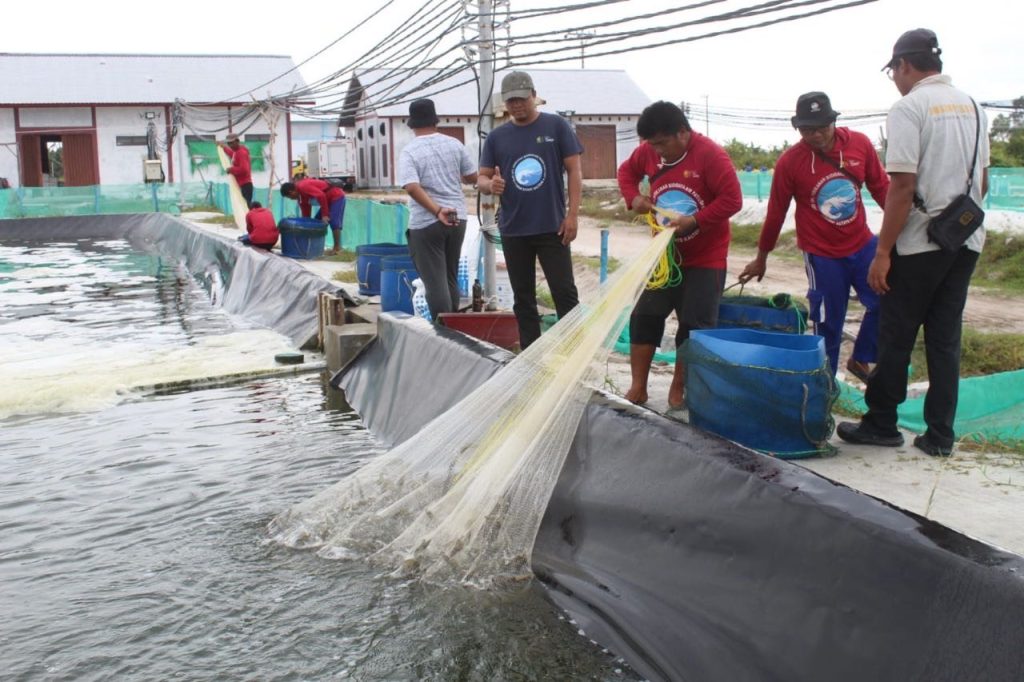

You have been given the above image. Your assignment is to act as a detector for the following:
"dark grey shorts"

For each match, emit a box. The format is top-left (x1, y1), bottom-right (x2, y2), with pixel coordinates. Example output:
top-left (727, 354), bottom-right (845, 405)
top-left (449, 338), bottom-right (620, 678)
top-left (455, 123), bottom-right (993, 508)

top-left (629, 267), bottom-right (725, 347)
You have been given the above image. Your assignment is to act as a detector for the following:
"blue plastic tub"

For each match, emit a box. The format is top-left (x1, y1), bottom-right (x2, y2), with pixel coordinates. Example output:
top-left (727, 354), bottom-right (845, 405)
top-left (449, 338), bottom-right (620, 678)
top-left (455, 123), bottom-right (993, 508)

top-left (380, 256), bottom-right (419, 314)
top-left (717, 297), bottom-right (807, 334)
top-left (684, 328), bottom-right (834, 457)
top-left (356, 243), bottom-right (409, 295)
top-left (279, 218), bottom-right (327, 260)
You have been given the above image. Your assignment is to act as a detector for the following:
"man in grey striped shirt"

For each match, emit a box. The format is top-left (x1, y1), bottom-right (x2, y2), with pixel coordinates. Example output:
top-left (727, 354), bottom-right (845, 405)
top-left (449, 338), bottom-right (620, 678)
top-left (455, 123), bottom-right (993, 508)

top-left (398, 98), bottom-right (478, 318)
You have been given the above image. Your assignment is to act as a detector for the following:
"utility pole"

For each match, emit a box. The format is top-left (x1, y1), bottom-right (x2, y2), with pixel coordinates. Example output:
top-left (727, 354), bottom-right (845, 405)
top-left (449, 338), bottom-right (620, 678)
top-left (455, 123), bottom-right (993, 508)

top-left (478, 0), bottom-right (497, 300)
top-left (564, 30), bottom-right (596, 68)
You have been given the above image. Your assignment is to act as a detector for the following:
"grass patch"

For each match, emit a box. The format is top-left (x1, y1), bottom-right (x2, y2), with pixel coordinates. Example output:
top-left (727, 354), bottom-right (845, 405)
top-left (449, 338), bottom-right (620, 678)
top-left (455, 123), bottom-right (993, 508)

top-left (573, 253), bottom-right (622, 274)
top-left (332, 270), bottom-right (357, 283)
top-left (536, 286), bottom-right (555, 309)
top-left (730, 222), bottom-right (797, 252)
top-left (201, 214), bottom-right (239, 225)
top-left (973, 231), bottom-right (1024, 293)
top-left (319, 248), bottom-right (357, 263)
top-left (909, 327), bottom-right (1024, 381)
top-left (579, 188), bottom-right (632, 223)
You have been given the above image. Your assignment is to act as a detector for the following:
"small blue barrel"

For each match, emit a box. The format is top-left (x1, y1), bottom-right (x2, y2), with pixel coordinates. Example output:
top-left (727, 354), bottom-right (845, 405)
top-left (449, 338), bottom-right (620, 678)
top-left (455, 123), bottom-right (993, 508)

top-left (355, 243), bottom-right (409, 295)
top-left (279, 217), bottom-right (327, 259)
top-left (685, 328), bottom-right (834, 457)
top-left (380, 256), bottom-right (419, 314)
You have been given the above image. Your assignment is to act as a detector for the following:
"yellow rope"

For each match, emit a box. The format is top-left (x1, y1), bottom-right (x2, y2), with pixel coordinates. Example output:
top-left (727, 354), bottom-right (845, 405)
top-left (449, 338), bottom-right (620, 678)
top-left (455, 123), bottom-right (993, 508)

top-left (643, 205), bottom-right (685, 290)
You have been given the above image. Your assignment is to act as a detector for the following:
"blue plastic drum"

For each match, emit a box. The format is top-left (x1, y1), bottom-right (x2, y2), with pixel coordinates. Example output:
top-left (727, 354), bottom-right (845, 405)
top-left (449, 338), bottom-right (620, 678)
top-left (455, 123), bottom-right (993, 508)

top-left (279, 218), bottom-right (327, 259)
top-left (355, 243), bottom-right (409, 295)
top-left (380, 256), bottom-right (419, 314)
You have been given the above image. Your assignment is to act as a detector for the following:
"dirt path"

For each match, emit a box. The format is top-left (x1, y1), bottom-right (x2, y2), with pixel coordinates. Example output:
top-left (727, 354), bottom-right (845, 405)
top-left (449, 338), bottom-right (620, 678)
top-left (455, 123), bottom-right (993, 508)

top-left (571, 216), bottom-right (1024, 334)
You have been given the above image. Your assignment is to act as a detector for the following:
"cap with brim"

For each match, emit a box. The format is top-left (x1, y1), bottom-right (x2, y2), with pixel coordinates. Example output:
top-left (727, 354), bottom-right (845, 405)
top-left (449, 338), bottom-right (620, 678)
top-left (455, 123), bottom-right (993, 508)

top-left (501, 71), bottom-right (535, 101)
top-left (407, 98), bottom-right (440, 128)
top-left (791, 91), bottom-right (840, 128)
top-left (883, 28), bottom-right (941, 70)
top-left (225, 133), bottom-right (240, 143)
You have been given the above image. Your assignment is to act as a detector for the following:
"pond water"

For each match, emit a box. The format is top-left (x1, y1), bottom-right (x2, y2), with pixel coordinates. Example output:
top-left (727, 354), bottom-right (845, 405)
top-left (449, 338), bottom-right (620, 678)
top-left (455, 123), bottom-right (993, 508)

top-left (0, 240), bottom-right (634, 680)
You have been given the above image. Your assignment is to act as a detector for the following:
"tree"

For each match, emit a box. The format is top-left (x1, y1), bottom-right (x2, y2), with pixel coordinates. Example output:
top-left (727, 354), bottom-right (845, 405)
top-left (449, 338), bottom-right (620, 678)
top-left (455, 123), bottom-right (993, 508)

top-left (722, 138), bottom-right (789, 170)
top-left (989, 96), bottom-right (1024, 167)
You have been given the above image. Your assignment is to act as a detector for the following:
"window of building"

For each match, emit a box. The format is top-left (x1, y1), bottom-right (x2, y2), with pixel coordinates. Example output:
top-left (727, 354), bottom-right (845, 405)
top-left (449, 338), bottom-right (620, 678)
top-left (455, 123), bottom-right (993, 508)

top-left (379, 123), bottom-right (386, 136)
top-left (370, 148), bottom-right (377, 177)
top-left (116, 136), bottom-right (148, 146)
top-left (381, 144), bottom-right (388, 177)
top-left (246, 134), bottom-right (270, 142)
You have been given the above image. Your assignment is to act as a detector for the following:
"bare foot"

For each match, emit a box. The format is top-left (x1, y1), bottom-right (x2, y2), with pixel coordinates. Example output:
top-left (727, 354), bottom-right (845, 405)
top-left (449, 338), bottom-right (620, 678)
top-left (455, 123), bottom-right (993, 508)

top-left (668, 388), bottom-right (685, 410)
top-left (624, 386), bottom-right (648, 405)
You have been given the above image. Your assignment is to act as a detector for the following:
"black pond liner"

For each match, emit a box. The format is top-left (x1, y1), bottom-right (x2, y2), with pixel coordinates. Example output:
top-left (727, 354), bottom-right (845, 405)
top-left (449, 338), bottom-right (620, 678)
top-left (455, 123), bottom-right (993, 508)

top-left (337, 314), bottom-right (1024, 682)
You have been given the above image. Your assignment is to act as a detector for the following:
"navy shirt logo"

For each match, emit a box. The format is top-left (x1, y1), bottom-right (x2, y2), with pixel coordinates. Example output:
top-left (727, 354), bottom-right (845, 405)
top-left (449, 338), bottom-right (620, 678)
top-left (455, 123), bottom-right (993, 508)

top-left (512, 155), bottom-right (546, 191)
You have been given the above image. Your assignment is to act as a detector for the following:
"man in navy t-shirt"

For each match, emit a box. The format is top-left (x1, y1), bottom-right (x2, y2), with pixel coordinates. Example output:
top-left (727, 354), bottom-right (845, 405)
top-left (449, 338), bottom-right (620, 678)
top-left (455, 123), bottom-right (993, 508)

top-left (479, 71), bottom-right (583, 348)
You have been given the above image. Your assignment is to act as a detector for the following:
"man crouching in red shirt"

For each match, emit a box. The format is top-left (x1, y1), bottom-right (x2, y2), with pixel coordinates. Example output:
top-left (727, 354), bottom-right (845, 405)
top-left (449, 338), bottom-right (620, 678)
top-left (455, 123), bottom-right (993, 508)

top-left (618, 101), bottom-right (743, 409)
top-left (240, 202), bottom-right (279, 250)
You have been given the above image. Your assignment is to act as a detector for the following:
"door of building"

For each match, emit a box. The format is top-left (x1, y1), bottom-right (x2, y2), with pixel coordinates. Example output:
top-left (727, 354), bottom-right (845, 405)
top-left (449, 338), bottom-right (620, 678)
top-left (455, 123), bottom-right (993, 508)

top-left (574, 124), bottom-right (617, 179)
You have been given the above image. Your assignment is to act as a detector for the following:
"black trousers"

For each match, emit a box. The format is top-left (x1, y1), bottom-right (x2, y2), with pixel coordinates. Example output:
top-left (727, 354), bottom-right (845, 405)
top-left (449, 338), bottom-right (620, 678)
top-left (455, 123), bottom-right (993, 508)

top-left (406, 220), bottom-right (466, 318)
top-left (239, 183), bottom-right (254, 209)
top-left (863, 246), bottom-right (979, 448)
top-left (501, 232), bottom-right (579, 349)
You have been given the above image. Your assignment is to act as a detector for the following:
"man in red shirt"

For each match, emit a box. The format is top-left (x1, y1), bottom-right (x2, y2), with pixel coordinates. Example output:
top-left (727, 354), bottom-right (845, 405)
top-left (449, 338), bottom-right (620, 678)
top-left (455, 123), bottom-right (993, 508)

top-left (239, 202), bottom-right (279, 250)
top-left (280, 178), bottom-right (347, 255)
top-left (618, 101), bottom-right (743, 409)
top-left (219, 133), bottom-right (254, 208)
top-left (739, 92), bottom-right (889, 380)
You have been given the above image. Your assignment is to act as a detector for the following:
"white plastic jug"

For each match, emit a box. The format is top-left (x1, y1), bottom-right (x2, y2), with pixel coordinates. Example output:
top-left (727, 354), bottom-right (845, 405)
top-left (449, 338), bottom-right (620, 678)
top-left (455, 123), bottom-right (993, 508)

top-left (411, 278), bottom-right (432, 322)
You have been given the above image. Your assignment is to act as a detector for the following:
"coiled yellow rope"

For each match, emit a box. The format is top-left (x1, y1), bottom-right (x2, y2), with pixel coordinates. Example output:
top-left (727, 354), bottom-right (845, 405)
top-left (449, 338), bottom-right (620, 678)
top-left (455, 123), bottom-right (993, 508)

top-left (643, 205), bottom-right (685, 290)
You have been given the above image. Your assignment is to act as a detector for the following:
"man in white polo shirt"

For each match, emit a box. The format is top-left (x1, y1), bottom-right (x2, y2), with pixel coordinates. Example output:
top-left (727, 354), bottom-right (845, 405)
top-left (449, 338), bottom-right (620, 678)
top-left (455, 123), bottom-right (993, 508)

top-left (837, 29), bottom-right (989, 457)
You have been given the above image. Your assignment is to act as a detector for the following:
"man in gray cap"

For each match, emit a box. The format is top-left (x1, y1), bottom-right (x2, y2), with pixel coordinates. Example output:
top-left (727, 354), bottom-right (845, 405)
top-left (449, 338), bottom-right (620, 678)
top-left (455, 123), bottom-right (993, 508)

top-left (837, 29), bottom-right (990, 457)
top-left (478, 71), bottom-right (583, 348)
top-left (397, 98), bottom-right (478, 319)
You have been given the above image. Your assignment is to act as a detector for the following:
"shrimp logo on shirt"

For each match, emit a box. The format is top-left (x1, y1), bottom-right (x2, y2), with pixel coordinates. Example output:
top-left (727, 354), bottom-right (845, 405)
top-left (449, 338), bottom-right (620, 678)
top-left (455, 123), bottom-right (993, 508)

top-left (815, 177), bottom-right (859, 225)
top-left (511, 155), bottom-right (546, 192)
top-left (655, 189), bottom-right (698, 226)
top-left (654, 186), bottom-right (703, 242)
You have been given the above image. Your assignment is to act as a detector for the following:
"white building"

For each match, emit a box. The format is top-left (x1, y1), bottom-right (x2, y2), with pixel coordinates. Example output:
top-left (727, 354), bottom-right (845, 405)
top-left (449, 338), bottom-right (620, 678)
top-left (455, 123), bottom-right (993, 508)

top-left (344, 68), bottom-right (651, 189)
top-left (0, 53), bottom-right (307, 189)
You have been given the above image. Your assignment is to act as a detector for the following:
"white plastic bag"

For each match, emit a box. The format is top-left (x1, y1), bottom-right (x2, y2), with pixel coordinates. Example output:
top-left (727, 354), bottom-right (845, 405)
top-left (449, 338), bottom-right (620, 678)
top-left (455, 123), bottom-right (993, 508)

top-left (412, 278), bottom-right (432, 322)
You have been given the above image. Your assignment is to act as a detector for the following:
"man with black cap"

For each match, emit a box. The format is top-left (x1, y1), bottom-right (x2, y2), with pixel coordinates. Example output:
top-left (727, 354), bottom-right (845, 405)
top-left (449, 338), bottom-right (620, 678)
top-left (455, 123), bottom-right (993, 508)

top-left (397, 98), bottom-right (478, 319)
top-left (837, 29), bottom-right (990, 457)
top-left (478, 70), bottom-right (583, 349)
top-left (740, 92), bottom-right (888, 381)
top-left (218, 133), bottom-right (254, 208)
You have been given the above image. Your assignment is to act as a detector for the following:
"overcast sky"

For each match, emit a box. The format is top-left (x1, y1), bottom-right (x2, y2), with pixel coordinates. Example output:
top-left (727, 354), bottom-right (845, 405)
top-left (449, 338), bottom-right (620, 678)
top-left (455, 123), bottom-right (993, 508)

top-left (5, 0), bottom-right (1020, 147)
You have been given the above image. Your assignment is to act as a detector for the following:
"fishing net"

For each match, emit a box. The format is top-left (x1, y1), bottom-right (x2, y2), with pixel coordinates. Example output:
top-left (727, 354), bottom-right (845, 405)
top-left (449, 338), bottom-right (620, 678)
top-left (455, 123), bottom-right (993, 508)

top-left (268, 228), bottom-right (676, 586)
top-left (216, 146), bottom-right (248, 231)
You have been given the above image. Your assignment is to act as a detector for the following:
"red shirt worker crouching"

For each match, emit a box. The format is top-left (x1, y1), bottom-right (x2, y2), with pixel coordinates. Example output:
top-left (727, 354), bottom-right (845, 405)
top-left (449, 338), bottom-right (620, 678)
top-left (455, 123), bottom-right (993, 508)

top-left (240, 202), bottom-right (279, 250)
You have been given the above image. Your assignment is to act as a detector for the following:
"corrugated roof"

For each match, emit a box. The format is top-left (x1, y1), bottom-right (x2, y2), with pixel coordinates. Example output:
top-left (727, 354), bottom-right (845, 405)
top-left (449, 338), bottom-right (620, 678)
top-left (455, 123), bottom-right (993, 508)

top-left (352, 68), bottom-right (650, 118)
top-left (0, 53), bottom-right (308, 105)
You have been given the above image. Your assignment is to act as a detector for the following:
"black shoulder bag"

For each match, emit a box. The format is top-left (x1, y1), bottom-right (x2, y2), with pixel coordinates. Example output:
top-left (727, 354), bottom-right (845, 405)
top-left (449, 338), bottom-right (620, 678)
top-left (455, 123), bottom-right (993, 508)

top-left (920, 99), bottom-right (985, 252)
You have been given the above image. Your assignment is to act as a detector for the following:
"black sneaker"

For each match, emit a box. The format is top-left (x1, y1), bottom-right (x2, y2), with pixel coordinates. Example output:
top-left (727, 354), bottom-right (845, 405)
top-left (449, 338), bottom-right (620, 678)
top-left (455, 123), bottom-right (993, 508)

top-left (836, 421), bottom-right (905, 447)
top-left (913, 434), bottom-right (953, 457)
